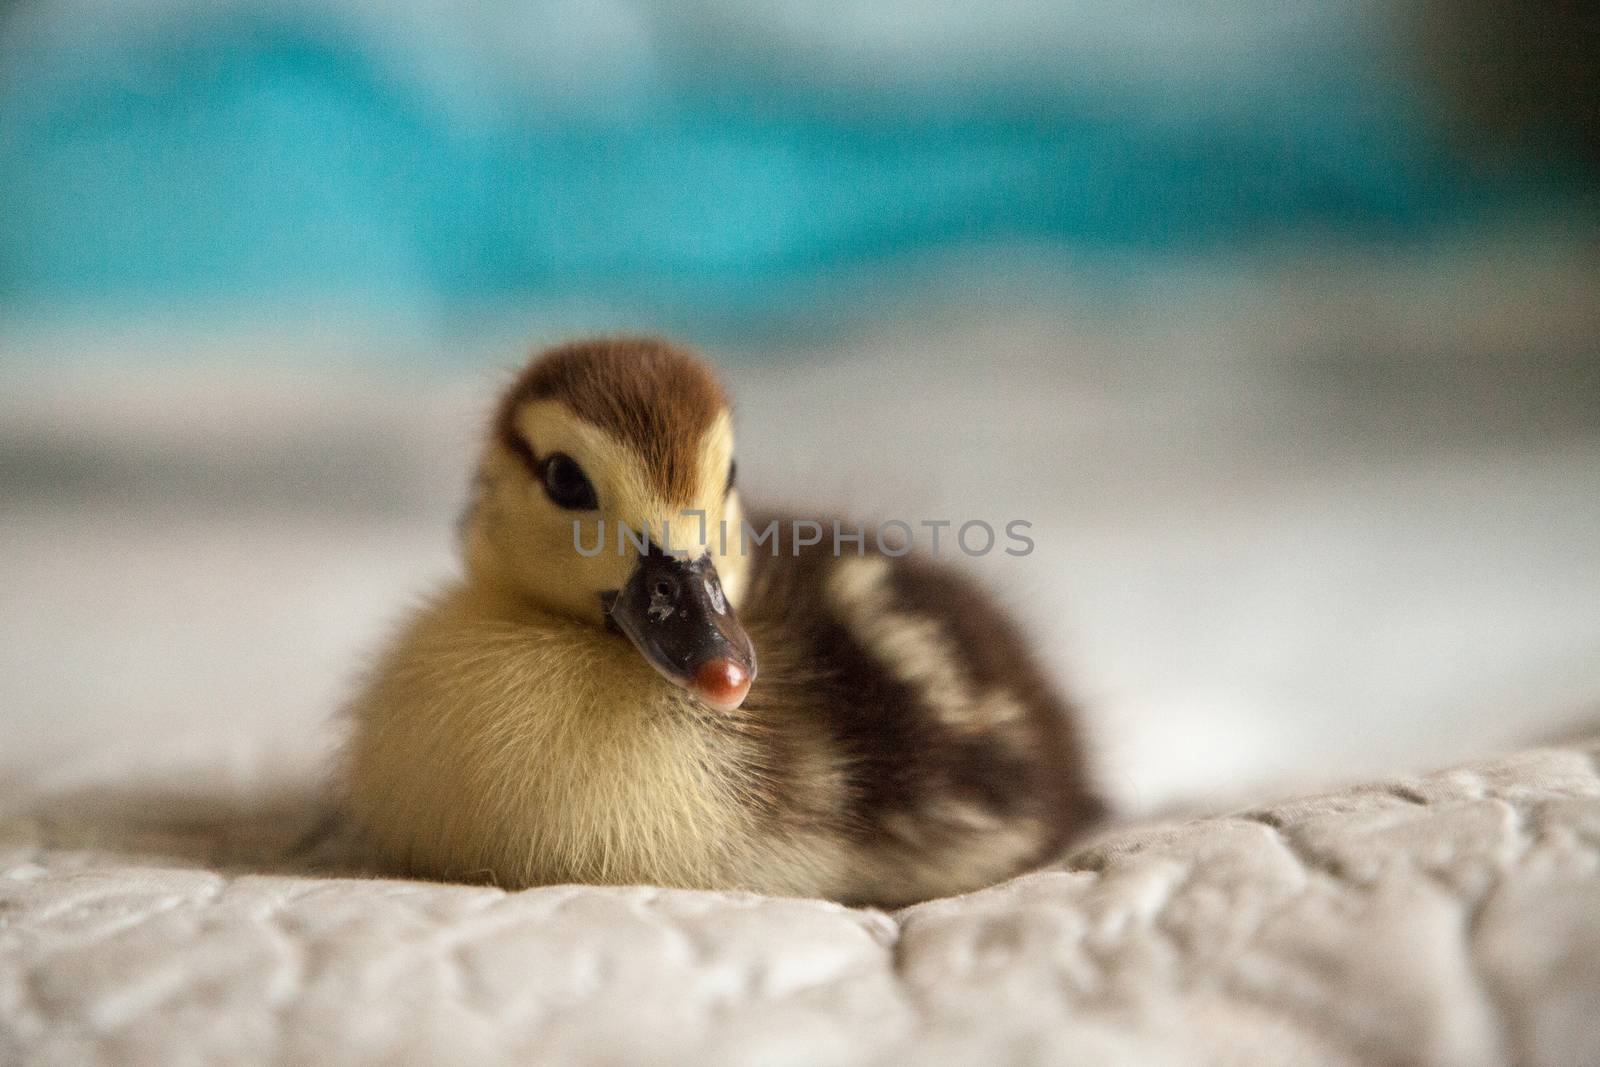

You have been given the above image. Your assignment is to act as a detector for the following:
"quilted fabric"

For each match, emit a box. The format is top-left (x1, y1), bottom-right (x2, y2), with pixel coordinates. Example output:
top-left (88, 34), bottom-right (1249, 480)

top-left (3, 742), bottom-right (1597, 1066)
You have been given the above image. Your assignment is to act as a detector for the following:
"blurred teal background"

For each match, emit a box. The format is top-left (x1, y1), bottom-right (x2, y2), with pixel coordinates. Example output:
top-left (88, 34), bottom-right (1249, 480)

top-left (2, 0), bottom-right (1591, 341)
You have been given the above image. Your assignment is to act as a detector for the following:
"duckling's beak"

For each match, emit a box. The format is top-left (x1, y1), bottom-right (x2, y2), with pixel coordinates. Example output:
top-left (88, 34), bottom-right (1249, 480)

top-left (606, 542), bottom-right (756, 712)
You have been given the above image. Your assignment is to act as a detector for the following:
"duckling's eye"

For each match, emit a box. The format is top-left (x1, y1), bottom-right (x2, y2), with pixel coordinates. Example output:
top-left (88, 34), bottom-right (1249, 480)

top-left (540, 452), bottom-right (599, 511)
top-left (725, 459), bottom-right (737, 497)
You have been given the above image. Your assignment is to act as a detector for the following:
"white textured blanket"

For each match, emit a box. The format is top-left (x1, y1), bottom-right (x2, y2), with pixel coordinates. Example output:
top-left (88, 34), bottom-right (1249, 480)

top-left (4, 740), bottom-right (1597, 1066)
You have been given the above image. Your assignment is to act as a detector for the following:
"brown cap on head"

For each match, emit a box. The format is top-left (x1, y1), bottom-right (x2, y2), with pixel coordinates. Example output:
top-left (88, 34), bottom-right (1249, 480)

top-left (496, 337), bottom-right (728, 505)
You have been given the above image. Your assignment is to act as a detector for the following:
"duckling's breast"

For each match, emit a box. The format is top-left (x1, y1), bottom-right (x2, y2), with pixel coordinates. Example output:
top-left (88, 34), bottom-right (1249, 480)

top-left (344, 586), bottom-right (788, 891)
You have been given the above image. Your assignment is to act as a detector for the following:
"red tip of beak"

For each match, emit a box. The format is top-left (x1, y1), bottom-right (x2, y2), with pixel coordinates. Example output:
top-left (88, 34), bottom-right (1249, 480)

top-left (691, 658), bottom-right (752, 712)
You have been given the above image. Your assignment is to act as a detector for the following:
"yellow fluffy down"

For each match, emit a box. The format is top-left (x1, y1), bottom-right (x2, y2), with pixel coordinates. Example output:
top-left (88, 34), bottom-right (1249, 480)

top-left (342, 583), bottom-right (848, 896)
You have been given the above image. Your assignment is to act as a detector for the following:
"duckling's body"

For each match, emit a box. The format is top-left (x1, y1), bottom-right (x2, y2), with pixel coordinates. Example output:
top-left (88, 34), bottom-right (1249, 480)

top-left (345, 339), bottom-right (1102, 907)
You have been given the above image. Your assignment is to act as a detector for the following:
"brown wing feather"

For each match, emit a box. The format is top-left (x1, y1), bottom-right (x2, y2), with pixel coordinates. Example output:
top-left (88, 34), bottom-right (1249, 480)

top-left (734, 513), bottom-right (1105, 905)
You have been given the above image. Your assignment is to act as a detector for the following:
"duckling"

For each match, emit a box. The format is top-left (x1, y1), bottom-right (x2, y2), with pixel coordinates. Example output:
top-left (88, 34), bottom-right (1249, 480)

top-left (344, 337), bottom-right (1103, 907)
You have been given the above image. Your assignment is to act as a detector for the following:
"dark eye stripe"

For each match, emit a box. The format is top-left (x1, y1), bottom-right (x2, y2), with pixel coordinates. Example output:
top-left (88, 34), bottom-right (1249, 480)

top-left (504, 431), bottom-right (599, 511)
top-left (725, 459), bottom-right (737, 497)
top-left (504, 430), bottom-right (539, 475)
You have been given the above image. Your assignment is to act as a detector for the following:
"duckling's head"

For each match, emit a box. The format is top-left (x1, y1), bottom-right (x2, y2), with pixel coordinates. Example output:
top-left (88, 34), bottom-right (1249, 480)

top-left (463, 336), bottom-right (755, 711)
